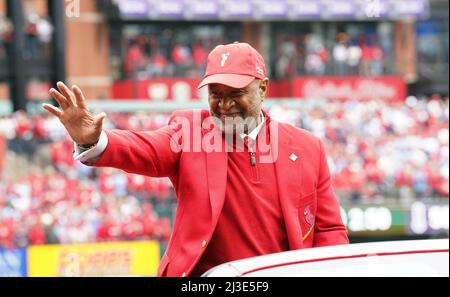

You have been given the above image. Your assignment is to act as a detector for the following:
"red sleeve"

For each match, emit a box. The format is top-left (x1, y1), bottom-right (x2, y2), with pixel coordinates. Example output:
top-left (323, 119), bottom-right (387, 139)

top-left (313, 139), bottom-right (349, 247)
top-left (92, 113), bottom-right (183, 178)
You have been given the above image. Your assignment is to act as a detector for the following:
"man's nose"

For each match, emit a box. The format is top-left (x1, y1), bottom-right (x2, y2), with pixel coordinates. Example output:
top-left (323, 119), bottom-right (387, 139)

top-left (218, 98), bottom-right (235, 112)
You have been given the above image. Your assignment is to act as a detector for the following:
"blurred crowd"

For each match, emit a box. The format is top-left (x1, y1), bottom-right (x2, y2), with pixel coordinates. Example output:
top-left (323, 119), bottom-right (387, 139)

top-left (117, 27), bottom-right (238, 81)
top-left (271, 95), bottom-right (449, 202)
top-left (275, 32), bottom-right (389, 79)
top-left (23, 13), bottom-right (54, 59)
top-left (0, 15), bottom-right (13, 59)
top-left (123, 38), bottom-right (210, 79)
top-left (119, 30), bottom-right (392, 81)
top-left (0, 111), bottom-right (174, 249)
top-left (2, 18), bottom-right (398, 81)
top-left (0, 14), bottom-right (53, 60)
top-left (0, 95), bottom-right (449, 248)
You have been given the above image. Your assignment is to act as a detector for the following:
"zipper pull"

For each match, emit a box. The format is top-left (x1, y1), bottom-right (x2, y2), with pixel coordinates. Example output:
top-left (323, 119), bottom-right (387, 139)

top-left (250, 152), bottom-right (256, 166)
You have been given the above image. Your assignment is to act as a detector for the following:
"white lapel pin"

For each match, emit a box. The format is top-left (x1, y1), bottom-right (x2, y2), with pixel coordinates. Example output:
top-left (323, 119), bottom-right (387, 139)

top-left (289, 154), bottom-right (298, 162)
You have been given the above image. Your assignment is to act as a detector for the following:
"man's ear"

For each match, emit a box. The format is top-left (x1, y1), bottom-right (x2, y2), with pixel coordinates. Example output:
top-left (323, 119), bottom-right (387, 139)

top-left (259, 78), bottom-right (269, 101)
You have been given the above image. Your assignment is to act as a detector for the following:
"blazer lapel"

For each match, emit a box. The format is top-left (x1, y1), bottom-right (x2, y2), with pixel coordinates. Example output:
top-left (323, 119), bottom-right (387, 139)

top-left (203, 114), bottom-right (303, 249)
top-left (203, 126), bottom-right (228, 223)
top-left (270, 122), bottom-right (303, 250)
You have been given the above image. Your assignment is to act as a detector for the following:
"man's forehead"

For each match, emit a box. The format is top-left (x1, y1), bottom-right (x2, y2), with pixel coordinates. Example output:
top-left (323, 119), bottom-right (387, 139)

top-left (209, 80), bottom-right (256, 92)
top-left (209, 84), bottom-right (241, 92)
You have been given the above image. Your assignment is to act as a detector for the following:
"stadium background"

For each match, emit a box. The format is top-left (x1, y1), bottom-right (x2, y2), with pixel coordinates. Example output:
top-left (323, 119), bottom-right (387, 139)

top-left (0, 0), bottom-right (448, 276)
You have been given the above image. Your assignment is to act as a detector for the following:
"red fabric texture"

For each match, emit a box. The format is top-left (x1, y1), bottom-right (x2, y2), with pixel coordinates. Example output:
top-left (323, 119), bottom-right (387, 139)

top-left (91, 109), bottom-right (349, 277)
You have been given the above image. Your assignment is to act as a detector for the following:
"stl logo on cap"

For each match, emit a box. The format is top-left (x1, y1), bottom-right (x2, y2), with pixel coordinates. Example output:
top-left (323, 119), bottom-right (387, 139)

top-left (221, 52), bottom-right (230, 67)
top-left (256, 63), bottom-right (264, 76)
top-left (198, 42), bottom-right (266, 90)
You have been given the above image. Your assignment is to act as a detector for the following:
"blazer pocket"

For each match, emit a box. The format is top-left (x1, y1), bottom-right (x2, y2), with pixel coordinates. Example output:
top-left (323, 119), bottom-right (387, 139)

top-left (157, 255), bottom-right (171, 277)
top-left (298, 191), bottom-right (317, 242)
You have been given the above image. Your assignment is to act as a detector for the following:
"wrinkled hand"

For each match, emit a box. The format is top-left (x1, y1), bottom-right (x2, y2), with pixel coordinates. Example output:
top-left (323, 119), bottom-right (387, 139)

top-left (43, 82), bottom-right (106, 146)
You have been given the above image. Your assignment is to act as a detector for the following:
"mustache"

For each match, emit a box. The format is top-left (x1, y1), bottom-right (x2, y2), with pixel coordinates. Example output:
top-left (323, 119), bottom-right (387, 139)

top-left (214, 111), bottom-right (243, 116)
top-left (211, 114), bottom-right (258, 126)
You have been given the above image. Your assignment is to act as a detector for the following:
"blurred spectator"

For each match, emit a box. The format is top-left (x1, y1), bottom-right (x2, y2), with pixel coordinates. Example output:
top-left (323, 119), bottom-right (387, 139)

top-left (333, 38), bottom-right (348, 76)
top-left (28, 218), bottom-right (46, 245)
top-left (305, 44), bottom-right (329, 76)
top-left (112, 25), bottom-right (240, 80)
top-left (23, 13), bottom-right (54, 59)
top-left (274, 31), bottom-right (391, 78)
top-left (146, 49), bottom-right (171, 77)
top-left (361, 37), bottom-right (385, 76)
top-left (370, 42), bottom-right (384, 75)
top-left (36, 17), bottom-right (54, 57)
top-left (347, 39), bottom-right (362, 75)
top-left (25, 14), bottom-right (39, 59)
top-left (276, 35), bottom-right (297, 79)
top-left (304, 34), bottom-right (328, 76)
top-left (0, 15), bottom-right (14, 58)
top-left (124, 40), bottom-right (146, 79)
top-left (171, 43), bottom-right (193, 76)
top-left (360, 40), bottom-right (373, 76)
top-left (192, 41), bottom-right (208, 76)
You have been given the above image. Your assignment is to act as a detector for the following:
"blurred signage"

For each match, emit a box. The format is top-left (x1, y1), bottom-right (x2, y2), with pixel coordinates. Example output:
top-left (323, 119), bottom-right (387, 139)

top-left (361, 0), bottom-right (390, 18)
top-left (112, 76), bottom-right (407, 102)
top-left (325, 0), bottom-right (356, 17)
top-left (392, 0), bottom-right (429, 17)
top-left (116, 0), bottom-right (429, 20)
top-left (222, 0), bottom-right (253, 18)
top-left (256, 0), bottom-right (288, 19)
top-left (289, 0), bottom-right (322, 18)
top-left (27, 241), bottom-right (160, 277)
top-left (408, 202), bottom-right (449, 235)
top-left (0, 249), bottom-right (27, 277)
top-left (112, 78), bottom-right (208, 102)
top-left (340, 206), bottom-right (396, 234)
top-left (151, 0), bottom-right (185, 18)
top-left (117, 0), bottom-right (150, 18)
top-left (188, 0), bottom-right (219, 18)
top-left (292, 76), bottom-right (407, 102)
top-left (340, 202), bottom-right (449, 236)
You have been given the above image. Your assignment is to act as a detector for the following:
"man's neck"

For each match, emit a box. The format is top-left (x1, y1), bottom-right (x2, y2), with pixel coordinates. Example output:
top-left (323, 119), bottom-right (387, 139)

top-left (241, 111), bottom-right (265, 140)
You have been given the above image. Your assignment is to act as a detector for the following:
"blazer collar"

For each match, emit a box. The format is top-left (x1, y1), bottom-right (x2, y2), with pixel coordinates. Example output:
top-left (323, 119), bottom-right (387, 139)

top-left (203, 110), bottom-right (302, 249)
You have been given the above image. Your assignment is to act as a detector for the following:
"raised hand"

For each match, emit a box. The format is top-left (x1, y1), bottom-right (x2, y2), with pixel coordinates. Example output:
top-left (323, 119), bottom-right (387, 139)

top-left (43, 82), bottom-right (106, 146)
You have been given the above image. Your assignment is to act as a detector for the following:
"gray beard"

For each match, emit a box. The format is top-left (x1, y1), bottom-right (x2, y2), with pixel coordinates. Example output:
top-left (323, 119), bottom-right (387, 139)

top-left (212, 115), bottom-right (258, 135)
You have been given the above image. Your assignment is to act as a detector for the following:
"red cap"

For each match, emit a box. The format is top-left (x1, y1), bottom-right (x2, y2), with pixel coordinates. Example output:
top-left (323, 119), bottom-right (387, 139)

top-left (198, 42), bottom-right (266, 89)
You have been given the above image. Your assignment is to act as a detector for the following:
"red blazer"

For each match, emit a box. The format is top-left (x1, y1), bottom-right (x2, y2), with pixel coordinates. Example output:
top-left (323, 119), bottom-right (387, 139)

top-left (93, 109), bottom-right (349, 277)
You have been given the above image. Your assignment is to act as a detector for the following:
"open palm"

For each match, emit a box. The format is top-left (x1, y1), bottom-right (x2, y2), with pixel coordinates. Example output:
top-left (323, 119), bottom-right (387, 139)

top-left (43, 82), bottom-right (106, 146)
